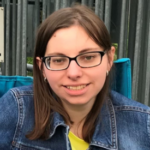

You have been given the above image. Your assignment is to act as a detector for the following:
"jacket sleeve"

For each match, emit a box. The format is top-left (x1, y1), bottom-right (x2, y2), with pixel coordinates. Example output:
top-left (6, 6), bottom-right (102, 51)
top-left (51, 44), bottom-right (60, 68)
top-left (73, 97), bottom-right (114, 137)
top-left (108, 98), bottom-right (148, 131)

top-left (0, 90), bottom-right (18, 149)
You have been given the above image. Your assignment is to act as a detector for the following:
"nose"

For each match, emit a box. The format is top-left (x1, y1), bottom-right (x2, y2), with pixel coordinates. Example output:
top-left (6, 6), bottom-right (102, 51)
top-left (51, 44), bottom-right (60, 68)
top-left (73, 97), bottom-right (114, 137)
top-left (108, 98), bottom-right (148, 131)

top-left (66, 60), bottom-right (82, 80)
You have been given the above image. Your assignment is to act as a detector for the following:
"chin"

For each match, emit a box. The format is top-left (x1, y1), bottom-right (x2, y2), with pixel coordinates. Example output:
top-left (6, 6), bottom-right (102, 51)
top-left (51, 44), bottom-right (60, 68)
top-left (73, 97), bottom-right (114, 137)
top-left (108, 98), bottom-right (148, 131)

top-left (63, 96), bottom-right (96, 106)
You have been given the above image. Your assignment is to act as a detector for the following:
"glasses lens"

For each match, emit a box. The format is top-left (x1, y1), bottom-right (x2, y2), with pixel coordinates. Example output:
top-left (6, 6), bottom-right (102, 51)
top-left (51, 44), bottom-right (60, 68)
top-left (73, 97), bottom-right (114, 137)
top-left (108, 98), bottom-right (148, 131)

top-left (45, 56), bottom-right (69, 70)
top-left (77, 52), bottom-right (101, 67)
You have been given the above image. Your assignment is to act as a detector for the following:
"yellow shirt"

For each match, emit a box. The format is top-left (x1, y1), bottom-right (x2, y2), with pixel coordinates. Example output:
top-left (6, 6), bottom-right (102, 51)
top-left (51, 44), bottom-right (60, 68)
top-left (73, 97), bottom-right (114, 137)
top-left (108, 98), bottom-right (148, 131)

top-left (68, 131), bottom-right (89, 150)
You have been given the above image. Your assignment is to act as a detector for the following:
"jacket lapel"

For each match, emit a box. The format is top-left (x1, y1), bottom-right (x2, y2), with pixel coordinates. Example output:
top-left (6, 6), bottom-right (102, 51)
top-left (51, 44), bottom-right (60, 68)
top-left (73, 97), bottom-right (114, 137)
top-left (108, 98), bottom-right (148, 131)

top-left (90, 99), bottom-right (118, 150)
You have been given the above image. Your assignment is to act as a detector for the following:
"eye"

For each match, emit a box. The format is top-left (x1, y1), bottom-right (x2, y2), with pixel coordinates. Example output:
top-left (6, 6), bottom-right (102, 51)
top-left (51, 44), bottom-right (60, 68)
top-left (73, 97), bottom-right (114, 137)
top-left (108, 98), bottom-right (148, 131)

top-left (53, 59), bottom-right (63, 63)
top-left (51, 57), bottom-right (67, 64)
top-left (85, 56), bottom-right (94, 60)
top-left (81, 55), bottom-right (96, 61)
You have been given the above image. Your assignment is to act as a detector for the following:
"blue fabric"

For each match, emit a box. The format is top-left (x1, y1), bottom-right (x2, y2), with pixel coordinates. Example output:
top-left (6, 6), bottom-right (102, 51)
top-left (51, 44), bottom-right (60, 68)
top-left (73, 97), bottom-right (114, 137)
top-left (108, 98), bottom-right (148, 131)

top-left (0, 76), bottom-right (33, 97)
top-left (112, 58), bottom-right (132, 99)
top-left (0, 58), bottom-right (132, 98)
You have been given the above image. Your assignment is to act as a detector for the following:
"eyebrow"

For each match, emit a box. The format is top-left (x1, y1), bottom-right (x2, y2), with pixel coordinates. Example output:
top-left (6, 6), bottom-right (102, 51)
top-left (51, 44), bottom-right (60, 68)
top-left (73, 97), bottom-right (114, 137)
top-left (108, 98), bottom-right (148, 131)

top-left (78, 48), bottom-right (99, 54)
top-left (46, 48), bottom-right (100, 56)
top-left (46, 52), bottom-right (66, 56)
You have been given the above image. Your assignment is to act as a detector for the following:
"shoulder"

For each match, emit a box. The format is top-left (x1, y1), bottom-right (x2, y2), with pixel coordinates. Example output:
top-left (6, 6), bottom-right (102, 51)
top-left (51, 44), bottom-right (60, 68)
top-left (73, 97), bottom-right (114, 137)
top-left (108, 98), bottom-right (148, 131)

top-left (0, 84), bottom-right (34, 116)
top-left (109, 91), bottom-right (150, 149)
top-left (0, 84), bottom-right (34, 107)
top-left (1, 84), bottom-right (34, 109)
top-left (7, 84), bottom-right (34, 117)
top-left (10, 84), bottom-right (33, 96)
top-left (0, 85), bottom-right (34, 148)
top-left (9, 84), bottom-right (34, 110)
top-left (110, 90), bottom-right (150, 113)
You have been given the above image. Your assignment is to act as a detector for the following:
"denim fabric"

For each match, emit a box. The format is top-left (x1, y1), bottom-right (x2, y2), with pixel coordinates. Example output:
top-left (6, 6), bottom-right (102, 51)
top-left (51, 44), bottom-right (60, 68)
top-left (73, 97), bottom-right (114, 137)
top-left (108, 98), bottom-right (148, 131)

top-left (0, 85), bottom-right (150, 150)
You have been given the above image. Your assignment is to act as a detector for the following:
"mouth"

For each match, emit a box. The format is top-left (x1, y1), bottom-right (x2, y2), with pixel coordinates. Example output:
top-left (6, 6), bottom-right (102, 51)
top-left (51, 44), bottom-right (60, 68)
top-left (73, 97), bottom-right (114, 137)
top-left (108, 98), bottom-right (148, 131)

top-left (63, 84), bottom-right (89, 90)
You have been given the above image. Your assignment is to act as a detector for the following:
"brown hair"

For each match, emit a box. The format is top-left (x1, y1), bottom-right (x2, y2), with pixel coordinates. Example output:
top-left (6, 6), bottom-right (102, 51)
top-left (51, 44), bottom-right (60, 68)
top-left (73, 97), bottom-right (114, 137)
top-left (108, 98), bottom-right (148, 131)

top-left (27, 5), bottom-right (112, 143)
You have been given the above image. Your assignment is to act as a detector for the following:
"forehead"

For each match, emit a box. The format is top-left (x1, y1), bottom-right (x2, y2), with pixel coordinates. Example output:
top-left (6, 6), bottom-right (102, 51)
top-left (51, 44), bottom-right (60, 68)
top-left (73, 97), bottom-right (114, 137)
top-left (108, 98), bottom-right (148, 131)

top-left (45, 25), bottom-right (100, 56)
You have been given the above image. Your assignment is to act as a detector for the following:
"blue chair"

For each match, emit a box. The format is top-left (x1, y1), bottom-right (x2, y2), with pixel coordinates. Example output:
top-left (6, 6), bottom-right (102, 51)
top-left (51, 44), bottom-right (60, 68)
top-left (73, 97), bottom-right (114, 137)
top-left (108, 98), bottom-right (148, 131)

top-left (112, 58), bottom-right (131, 99)
top-left (0, 76), bottom-right (33, 97)
top-left (0, 58), bottom-right (131, 98)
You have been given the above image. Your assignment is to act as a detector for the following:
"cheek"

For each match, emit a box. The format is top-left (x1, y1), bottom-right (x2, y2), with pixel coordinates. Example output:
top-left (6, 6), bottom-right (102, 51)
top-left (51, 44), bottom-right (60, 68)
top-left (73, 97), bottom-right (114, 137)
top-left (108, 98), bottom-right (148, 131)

top-left (94, 68), bottom-right (107, 90)
top-left (92, 62), bottom-right (108, 92)
top-left (44, 69), bottom-right (62, 91)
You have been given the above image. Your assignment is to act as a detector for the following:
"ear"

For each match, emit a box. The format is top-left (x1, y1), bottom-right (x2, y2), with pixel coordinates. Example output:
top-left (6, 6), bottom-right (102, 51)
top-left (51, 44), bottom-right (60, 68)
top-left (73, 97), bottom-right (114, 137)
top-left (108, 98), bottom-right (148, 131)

top-left (107, 46), bottom-right (115, 71)
top-left (36, 57), bottom-right (46, 77)
top-left (36, 57), bottom-right (42, 70)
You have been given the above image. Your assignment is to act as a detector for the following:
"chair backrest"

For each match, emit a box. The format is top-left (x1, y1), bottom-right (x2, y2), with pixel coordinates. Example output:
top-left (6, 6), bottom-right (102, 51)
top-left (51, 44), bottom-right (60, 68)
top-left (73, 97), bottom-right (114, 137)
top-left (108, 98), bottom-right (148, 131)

top-left (0, 76), bottom-right (33, 97)
top-left (0, 58), bottom-right (131, 98)
top-left (112, 58), bottom-right (131, 99)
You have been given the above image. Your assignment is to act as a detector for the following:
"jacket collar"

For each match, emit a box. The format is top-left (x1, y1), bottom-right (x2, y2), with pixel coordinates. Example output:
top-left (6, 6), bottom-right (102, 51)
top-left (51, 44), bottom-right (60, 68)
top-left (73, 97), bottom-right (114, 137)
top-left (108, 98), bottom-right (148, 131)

top-left (49, 111), bottom-right (67, 138)
top-left (49, 98), bottom-right (118, 150)
top-left (90, 98), bottom-right (118, 150)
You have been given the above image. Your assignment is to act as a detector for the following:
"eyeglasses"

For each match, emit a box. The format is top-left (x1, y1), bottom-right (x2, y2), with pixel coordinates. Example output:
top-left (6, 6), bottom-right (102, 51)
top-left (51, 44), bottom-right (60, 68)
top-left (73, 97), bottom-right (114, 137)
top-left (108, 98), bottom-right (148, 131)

top-left (42, 51), bottom-right (106, 71)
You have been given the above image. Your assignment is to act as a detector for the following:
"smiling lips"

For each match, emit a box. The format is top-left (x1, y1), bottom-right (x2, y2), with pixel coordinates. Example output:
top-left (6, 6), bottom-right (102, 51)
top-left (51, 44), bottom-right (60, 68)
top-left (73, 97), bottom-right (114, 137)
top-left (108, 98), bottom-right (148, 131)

top-left (64, 84), bottom-right (89, 90)
top-left (63, 84), bottom-right (90, 96)
top-left (66, 85), bottom-right (86, 90)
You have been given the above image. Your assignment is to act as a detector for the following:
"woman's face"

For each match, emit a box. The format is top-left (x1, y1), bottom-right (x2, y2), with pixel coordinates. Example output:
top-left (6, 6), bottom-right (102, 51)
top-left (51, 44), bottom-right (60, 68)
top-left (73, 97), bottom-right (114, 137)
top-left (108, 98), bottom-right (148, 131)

top-left (37, 25), bottom-right (114, 109)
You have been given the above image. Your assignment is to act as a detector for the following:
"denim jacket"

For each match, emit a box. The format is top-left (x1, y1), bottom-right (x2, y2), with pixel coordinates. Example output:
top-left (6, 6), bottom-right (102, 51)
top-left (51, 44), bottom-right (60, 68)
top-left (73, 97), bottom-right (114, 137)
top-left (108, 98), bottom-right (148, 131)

top-left (0, 85), bottom-right (150, 150)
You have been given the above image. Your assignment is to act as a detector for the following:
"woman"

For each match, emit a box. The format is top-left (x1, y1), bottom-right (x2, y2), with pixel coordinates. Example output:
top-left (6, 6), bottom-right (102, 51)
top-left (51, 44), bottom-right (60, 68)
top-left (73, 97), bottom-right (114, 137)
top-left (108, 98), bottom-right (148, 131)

top-left (0, 5), bottom-right (150, 150)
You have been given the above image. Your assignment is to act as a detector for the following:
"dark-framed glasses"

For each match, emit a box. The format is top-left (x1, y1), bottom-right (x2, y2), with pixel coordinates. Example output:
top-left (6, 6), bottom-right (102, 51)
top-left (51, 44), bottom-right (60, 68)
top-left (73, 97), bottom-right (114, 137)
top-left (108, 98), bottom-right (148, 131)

top-left (42, 51), bottom-right (106, 71)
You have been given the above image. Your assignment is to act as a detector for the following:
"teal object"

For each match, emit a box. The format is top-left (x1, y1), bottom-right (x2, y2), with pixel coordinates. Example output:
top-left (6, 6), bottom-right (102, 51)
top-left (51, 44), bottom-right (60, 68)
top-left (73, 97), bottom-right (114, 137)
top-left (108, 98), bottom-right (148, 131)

top-left (0, 58), bottom-right (131, 98)
top-left (112, 58), bottom-right (131, 99)
top-left (0, 76), bottom-right (33, 97)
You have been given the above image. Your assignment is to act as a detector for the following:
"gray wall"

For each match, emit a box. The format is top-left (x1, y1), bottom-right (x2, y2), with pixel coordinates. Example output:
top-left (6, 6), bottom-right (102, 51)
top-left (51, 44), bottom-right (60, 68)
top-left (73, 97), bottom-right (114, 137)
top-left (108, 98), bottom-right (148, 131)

top-left (0, 0), bottom-right (150, 106)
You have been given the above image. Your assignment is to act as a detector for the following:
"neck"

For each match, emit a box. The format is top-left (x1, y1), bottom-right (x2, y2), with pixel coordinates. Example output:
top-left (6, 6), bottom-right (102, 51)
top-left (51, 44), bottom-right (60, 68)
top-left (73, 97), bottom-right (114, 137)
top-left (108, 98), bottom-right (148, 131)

top-left (62, 101), bottom-right (95, 139)
top-left (69, 106), bottom-right (87, 125)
